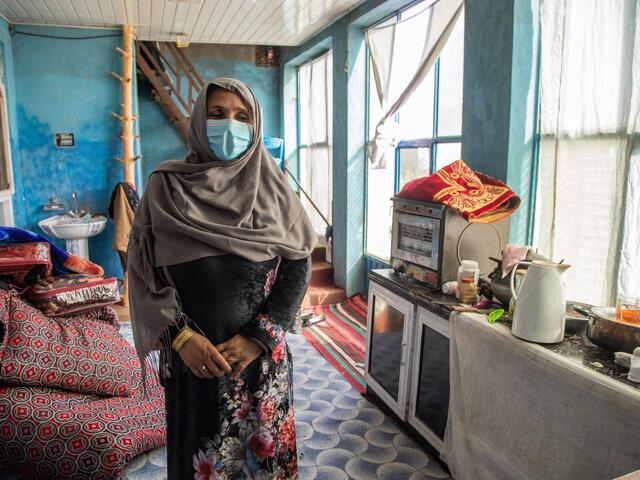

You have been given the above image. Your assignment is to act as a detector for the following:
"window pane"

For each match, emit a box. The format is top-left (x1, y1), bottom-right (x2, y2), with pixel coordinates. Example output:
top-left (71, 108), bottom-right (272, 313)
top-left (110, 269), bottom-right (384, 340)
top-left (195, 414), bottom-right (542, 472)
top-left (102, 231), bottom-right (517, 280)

top-left (368, 60), bottom-right (383, 140)
top-left (298, 52), bottom-right (333, 240)
top-left (397, 69), bottom-right (435, 140)
top-left (434, 142), bottom-right (461, 171)
top-left (398, 147), bottom-right (431, 191)
top-left (366, 163), bottom-right (394, 260)
top-left (298, 63), bottom-right (311, 145)
top-left (437, 14), bottom-right (464, 137)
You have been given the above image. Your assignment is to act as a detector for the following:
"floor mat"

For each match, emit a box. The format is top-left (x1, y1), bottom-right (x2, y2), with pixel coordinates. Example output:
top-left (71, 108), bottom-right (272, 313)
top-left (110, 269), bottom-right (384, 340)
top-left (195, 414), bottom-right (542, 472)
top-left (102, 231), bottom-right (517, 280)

top-left (301, 294), bottom-right (368, 394)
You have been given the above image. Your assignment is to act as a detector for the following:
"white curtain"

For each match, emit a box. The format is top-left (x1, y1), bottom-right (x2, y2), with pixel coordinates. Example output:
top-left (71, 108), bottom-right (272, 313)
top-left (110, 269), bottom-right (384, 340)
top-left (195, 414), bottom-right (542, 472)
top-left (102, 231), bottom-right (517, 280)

top-left (365, 0), bottom-right (463, 169)
top-left (535, 0), bottom-right (640, 305)
top-left (298, 52), bottom-right (333, 241)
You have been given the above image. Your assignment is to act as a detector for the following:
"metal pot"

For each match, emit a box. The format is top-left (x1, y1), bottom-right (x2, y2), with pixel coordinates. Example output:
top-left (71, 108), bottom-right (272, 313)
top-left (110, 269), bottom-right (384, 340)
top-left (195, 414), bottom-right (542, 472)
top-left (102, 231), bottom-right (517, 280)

top-left (587, 312), bottom-right (640, 353)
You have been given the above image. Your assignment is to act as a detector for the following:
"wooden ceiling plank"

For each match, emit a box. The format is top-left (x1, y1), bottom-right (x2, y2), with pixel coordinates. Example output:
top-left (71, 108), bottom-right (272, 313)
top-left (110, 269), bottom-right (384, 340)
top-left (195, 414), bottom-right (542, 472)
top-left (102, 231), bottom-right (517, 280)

top-left (169, 1), bottom-right (188, 40)
top-left (258, 0), bottom-right (314, 45)
top-left (229, 0), bottom-right (280, 43)
top-left (160, 0), bottom-right (178, 40)
top-left (216, 0), bottom-right (253, 40)
top-left (279, 0), bottom-right (361, 45)
top-left (244, 0), bottom-right (287, 43)
top-left (0, 0), bottom-right (24, 21)
top-left (209, 0), bottom-right (242, 42)
top-left (190, 0), bottom-right (219, 42)
top-left (82, 0), bottom-right (104, 26)
top-left (26, 0), bottom-right (55, 23)
top-left (111, 0), bottom-right (127, 25)
top-left (201, 0), bottom-right (234, 43)
top-left (149, 0), bottom-right (165, 39)
top-left (56, 0), bottom-right (81, 23)
top-left (138, 0), bottom-right (151, 40)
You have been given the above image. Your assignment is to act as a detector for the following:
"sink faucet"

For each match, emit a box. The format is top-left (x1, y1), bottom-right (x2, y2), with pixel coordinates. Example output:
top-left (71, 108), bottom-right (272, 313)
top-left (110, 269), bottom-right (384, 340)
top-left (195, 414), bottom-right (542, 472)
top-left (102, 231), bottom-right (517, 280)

top-left (68, 191), bottom-right (83, 218)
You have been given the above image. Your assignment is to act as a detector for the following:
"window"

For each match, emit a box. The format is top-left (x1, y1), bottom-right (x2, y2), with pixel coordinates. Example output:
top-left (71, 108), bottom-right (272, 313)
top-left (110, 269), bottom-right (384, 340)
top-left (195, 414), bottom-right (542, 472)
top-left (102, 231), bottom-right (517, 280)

top-left (297, 51), bottom-right (333, 242)
top-left (0, 84), bottom-right (14, 197)
top-left (533, 1), bottom-right (639, 305)
top-left (365, 2), bottom-right (464, 261)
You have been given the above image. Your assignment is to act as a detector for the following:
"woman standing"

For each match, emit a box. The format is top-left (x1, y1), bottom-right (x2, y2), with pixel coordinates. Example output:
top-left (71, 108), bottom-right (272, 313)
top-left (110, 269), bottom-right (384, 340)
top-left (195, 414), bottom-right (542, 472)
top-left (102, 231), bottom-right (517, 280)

top-left (127, 78), bottom-right (315, 479)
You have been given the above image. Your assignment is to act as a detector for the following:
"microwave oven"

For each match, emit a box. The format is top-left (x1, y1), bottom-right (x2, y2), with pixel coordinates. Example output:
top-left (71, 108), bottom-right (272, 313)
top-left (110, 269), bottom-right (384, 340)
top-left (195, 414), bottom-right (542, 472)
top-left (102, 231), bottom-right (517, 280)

top-left (390, 196), bottom-right (510, 288)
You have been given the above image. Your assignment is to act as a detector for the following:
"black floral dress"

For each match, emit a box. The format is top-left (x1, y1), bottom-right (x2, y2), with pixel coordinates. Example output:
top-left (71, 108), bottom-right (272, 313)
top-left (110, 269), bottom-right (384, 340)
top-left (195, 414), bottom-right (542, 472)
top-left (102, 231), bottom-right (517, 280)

top-left (161, 254), bottom-right (311, 480)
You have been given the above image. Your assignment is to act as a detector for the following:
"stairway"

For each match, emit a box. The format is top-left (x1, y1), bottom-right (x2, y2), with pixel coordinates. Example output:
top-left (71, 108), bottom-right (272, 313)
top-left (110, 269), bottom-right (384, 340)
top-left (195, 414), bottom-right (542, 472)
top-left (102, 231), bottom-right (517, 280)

top-left (135, 41), bottom-right (204, 140)
top-left (302, 245), bottom-right (347, 307)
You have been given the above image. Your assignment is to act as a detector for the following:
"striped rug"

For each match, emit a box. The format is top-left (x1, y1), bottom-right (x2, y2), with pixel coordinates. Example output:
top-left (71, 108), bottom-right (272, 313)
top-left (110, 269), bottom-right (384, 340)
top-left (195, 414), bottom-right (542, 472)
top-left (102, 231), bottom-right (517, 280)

top-left (300, 294), bottom-right (368, 394)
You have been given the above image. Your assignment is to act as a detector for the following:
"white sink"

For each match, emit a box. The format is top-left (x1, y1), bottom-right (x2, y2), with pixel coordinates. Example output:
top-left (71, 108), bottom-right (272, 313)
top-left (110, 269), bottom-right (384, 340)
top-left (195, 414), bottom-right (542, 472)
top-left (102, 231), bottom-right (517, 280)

top-left (38, 215), bottom-right (107, 260)
top-left (39, 215), bottom-right (107, 240)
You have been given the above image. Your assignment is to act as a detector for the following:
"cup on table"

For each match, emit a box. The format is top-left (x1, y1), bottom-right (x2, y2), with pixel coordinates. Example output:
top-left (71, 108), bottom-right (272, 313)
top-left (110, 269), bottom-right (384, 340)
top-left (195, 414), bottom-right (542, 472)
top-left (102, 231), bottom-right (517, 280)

top-left (616, 294), bottom-right (640, 325)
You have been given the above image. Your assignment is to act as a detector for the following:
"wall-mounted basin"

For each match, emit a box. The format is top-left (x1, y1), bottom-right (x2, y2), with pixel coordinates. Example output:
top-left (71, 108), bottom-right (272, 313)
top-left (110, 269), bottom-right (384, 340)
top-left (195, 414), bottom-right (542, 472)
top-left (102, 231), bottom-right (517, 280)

top-left (38, 215), bottom-right (107, 259)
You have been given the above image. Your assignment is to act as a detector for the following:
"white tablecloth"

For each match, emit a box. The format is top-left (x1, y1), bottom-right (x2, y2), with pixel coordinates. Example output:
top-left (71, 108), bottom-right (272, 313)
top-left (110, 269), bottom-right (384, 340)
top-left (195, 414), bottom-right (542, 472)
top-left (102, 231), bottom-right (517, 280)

top-left (441, 312), bottom-right (640, 480)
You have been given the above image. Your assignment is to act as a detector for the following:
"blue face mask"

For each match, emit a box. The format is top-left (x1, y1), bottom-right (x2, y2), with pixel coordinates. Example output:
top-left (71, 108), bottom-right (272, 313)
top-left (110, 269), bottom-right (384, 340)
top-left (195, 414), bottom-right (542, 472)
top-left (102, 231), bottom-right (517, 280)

top-left (206, 119), bottom-right (254, 161)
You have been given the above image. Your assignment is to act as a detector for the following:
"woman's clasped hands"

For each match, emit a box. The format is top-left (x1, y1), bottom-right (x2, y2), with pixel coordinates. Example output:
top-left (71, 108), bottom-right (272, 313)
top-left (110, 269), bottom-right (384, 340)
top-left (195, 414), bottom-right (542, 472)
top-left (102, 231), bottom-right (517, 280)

top-left (177, 332), bottom-right (263, 380)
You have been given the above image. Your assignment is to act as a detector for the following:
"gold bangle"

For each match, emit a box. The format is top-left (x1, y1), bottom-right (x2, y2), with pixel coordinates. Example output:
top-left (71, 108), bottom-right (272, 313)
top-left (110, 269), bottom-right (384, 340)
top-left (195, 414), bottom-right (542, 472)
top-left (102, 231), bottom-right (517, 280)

top-left (172, 328), bottom-right (193, 351)
top-left (172, 326), bottom-right (195, 352)
top-left (173, 331), bottom-right (193, 352)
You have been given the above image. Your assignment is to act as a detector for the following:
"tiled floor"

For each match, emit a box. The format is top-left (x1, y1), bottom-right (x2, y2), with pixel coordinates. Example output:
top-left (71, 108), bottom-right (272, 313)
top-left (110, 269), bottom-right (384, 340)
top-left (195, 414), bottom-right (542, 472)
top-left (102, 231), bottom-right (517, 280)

top-left (1, 328), bottom-right (451, 480)
top-left (287, 333), bottom-right (450, 480)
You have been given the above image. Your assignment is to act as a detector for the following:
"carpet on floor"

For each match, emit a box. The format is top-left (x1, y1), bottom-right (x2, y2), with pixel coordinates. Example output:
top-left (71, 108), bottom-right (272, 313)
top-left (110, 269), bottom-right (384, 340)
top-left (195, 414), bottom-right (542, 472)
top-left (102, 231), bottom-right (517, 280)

top-left (301, 294), bottom-right (367, 394)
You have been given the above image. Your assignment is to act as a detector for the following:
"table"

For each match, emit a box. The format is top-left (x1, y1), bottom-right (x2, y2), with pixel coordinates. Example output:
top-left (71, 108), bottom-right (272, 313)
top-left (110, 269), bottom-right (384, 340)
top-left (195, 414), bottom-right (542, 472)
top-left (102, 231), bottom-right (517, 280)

top-left (441, 312), bottom-right (640, 480)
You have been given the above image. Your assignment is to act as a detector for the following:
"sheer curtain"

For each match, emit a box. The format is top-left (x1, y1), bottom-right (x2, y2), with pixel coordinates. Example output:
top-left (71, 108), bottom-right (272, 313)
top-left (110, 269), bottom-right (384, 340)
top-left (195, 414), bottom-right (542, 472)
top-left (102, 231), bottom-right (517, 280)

top-left (365, 0), bottom-right (463, 169)
top-left (298, 52), bottom-right (333, 241)
top-left (535, 0), bottom-right (640, 305)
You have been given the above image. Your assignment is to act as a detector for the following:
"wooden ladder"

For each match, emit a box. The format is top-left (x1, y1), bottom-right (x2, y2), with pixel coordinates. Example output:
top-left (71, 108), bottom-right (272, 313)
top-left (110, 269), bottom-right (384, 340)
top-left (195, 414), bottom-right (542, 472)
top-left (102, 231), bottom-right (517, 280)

top-left (135, 41), bottom-right (204, 140)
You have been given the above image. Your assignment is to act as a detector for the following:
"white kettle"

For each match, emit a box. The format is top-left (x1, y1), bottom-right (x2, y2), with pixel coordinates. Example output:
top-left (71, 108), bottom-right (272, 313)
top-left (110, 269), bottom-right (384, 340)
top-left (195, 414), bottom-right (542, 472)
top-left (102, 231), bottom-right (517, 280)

top-left (510, 260), bottom-right (571, 343)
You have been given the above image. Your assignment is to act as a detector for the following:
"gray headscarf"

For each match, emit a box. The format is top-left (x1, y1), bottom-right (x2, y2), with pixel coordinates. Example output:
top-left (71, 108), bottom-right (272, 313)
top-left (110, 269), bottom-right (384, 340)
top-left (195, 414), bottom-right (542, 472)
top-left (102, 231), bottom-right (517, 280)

top-left (127, 77), bottom-right (316, 375)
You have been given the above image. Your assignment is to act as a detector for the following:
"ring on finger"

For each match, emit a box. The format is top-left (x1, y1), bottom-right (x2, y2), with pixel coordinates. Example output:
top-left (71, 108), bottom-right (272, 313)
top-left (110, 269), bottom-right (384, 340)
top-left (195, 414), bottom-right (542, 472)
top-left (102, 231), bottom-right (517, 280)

top-left (200, 365), bottom-right (208, 373)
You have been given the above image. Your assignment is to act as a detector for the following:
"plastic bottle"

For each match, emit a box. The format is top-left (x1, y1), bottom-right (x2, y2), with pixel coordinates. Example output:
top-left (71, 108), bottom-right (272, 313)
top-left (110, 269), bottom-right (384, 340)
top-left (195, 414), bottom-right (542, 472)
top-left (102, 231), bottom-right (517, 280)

top-left (442, 281), bottom-right (458, 296)
top-left (456, 260), bottom-right (479, 299)
top-left (459, 277), bottom-right (478, 304)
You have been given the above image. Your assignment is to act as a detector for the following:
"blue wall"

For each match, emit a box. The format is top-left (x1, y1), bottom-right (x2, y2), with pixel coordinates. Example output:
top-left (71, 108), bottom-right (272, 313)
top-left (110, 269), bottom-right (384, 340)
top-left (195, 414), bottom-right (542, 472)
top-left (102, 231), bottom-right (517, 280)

top-left (461, 0), bottom-right (539, 243)
top-left (139, 43), bottom-right (281, 181)
top-left (12, 26), bottom-right (126, 278)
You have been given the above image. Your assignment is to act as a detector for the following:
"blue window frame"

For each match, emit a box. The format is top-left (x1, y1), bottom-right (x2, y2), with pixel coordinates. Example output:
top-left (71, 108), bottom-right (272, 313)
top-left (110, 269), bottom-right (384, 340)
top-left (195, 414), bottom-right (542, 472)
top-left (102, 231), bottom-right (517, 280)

top-left (364, 1), bottom-right (464, 262)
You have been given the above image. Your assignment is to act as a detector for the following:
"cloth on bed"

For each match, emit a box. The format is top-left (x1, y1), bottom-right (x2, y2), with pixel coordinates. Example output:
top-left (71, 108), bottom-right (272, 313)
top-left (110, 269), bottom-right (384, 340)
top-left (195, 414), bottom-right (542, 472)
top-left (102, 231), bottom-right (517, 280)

top-left (0, 292), bottom-right (166, 479)
top-left (0, 290), bottom-right (132, 396)
top-left (0, 226), bottom-right (103, 277)
top-left (0, 242), bottom-right (53, 286)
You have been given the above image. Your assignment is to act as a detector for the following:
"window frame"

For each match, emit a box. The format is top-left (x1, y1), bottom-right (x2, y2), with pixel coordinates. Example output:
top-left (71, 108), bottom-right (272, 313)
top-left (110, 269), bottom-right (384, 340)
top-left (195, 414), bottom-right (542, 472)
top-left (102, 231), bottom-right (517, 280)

top-left (296, 50), bottom-right (332, 169)
top-left (364, 9), bottom-right (464, 261)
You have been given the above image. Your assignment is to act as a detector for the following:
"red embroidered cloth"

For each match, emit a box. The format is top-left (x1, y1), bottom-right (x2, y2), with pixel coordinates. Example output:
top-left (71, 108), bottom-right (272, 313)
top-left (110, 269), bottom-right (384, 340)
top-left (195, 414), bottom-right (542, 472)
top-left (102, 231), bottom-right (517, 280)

top-left (398, 159), bottom-right (521, 223)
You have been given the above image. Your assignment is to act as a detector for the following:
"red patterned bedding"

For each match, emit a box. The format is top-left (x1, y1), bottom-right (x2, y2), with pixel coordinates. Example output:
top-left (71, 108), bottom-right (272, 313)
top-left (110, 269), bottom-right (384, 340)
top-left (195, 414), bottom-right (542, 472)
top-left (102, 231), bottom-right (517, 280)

top-left (0, 290), bottom-right (166, 479)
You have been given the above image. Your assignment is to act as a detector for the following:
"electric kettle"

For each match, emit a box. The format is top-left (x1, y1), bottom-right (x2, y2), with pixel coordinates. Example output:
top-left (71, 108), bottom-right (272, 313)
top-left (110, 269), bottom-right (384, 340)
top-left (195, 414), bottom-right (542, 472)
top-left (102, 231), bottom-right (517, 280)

top-left (509, 260), bottom-right (571, 343)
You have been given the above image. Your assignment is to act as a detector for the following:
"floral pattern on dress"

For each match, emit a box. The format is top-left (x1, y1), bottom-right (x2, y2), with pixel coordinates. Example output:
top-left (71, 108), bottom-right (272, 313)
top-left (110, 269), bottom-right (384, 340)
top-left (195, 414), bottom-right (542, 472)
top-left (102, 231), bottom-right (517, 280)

top-left (192, 334), bottom-right (298, 480)
top-left (263, 257), bottom-right (282, 297)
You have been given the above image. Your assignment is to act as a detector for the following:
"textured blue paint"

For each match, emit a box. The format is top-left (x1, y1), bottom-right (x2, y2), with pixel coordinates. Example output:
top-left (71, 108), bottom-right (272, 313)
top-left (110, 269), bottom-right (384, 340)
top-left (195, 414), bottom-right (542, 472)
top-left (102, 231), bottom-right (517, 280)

top-left (139, 44), bottom-right (281, 180)
top-left (461, 0), bottom-right (514, 180)
top-left (507, 0), bottom-right (539, 244)
top-left (13, 26), bottom-right (126, 278)
top-left (462, 0), bottom-right (539, 244)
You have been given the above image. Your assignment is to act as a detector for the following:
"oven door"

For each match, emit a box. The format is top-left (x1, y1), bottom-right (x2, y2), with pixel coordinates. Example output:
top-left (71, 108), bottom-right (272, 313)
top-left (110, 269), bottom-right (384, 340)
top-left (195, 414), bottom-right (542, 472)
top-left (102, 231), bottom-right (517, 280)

top-left (408, 306), bottom-right (451, 452)
top-left (391, 211), bottom-right (440, 271)
top-left (365, 281), bottom-right (415, 420)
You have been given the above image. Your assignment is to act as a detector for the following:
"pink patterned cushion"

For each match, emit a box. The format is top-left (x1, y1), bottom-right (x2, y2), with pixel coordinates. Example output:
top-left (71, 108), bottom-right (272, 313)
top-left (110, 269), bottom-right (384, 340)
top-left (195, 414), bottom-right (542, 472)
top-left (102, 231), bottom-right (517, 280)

top-left (0, 289), bottom-right (134, 397)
